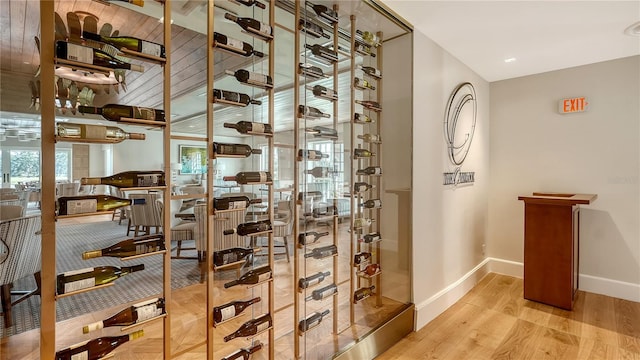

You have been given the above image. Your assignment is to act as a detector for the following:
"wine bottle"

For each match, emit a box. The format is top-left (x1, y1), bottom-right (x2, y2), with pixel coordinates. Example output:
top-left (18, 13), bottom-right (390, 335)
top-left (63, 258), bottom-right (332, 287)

top-left (213, 247), bottom-right (255, 267)
top-left (298, 63), bottom-right (326, 79)
top-left (223, 220), bottom-right (272, 237)
top-left (356, 166), bottom-right (382, 176)
top-left (358, 134), bottom-right (382, 143)
top-left (353, 217), bottom-right (375, 229)
top-left (306, 1), bottom-right (339, 23)
top-left (55, 41), bottom-right (144, 72)
top-left (299, 19), bottom-right (330, 39)
top-left (305, 283), bottom-right (338, 301)
top-left (308, 84), bottom-right (337, 100)
top-left (298, 105), bottom-right (330, 119)
top-left (353, 182), bottom-right (375, 193)
top-left (213, 89), bottom-right (262, 107)
top-left (354, 113), bottom-right (374, 124)
top-left (107, 0), bottom-right (143, 7)
top-left (213, 32), bottom-right (264, 57)
top-left (224, 266), bottom-right (272, 289)
top-left (354, 42), bottom-right (376, 57)
top-left (297, 149), bottom-right (329, 161)
top-left (360, 232), bottom-right (382, 244)
top-left (55, 330), bottom-right (144, 360)
top-left (56, 264), bottom-right (144, 294)
top-left (214, 197), bottom-right (262, 211)
top-left (223, 121), bottom-right (273, 135)
top-left (224, 13), bottom-right (272, 40)
top-left (233, 0), bottom-right (266, 9)
top-left (304, 244), bottom-right (338, 259)
top-left (298, 271), bottom-right (331, 290)
top-left (57, 195), bottom-right (131, 215)
top-left (354, 252), bottom-right (372, 265)
top-left (357, 264), bottom-right (381, 277)
top-left (353, 285), bottom-right (376, 303)
top-left (223, 314), bottom-right (272, 342)
top-left (297, 231), bottom-right (329, 247)
top-left (82, 235), bottom-right (165, 260)
top-left (304, 43), bottom-right (338, 63)
top-left (78, 104), bottom-right (165, 122)
top-left (358, 65), bottom-right (382, 79)
top-left (306, 126), bottom-right (338, 139)
top-left (83, 298), bottom-right (165, 333)
top-left (223, 171), bottom-right (273, 185)
top-left (298, 309), bottom-right (330, 333)
top-left (56, 123), bottom-right (145, 143)
top-left (354, 77), bottom-right (376, 91)
top-left (214, 297), bottom-right (261, 323)
top-left (82, 31), bottom-right (165, 58)
top-left (226, 69), bottom-right (273, 87)
top-left (221, 342), bottom-right (263, 360)
top-left (214, 142), bottom-right (262, 158)
top-left (355, 100), bottom-right (382, 112)
top-left (356, 29), bottom-right (381, 47)
top-left (354, 148), bottom-right (376, 158)
top-left (81, 170), bottom-right (165, 188)
top-left (304, 167), bottom-right (331, 178)
top-left (359, 199), bottom-right (382, 209)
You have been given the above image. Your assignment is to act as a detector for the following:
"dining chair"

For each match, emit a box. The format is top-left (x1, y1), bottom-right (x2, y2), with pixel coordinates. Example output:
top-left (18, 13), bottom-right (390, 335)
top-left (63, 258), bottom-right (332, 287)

top-left (0, 205), bottom-right (24, 221)
top-left (179, 186), bottom-right (205, 211)
top-left (0, 215), bottom-right (42, 327)
top-left (156, 200), bottom-right (197, 260)
top-left (128, 193), bottom-right (162, 237)
top-left (272, 199), bottom-right (294, 262)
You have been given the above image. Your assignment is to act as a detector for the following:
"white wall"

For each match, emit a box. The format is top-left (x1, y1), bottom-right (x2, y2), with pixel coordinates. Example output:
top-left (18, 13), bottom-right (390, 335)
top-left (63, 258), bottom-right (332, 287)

top-left (412, 30), bottom-right (491, 329)
top-left (489, 56), bottom-right (640, 301)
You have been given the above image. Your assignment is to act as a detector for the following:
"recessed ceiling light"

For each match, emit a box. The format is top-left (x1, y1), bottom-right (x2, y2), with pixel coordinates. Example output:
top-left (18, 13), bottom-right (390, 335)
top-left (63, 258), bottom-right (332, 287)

top-left (504, 57), bottom-right (517, 63)
top-left (624, 21), bottom-right (640, 36)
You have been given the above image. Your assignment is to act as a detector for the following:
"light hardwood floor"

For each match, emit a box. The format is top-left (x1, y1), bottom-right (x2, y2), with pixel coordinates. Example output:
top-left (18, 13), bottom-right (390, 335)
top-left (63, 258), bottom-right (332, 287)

top-left (377, 273), bottom-right (640, 360)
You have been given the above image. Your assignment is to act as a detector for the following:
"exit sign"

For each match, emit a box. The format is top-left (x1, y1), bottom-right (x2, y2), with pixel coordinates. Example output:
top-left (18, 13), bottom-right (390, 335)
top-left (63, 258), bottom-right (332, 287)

top-left (559, 97), bottom-right (589, 114)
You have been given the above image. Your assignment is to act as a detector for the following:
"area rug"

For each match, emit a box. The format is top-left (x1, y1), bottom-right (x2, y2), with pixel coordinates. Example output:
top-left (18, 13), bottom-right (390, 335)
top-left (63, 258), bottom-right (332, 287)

top-left (1, 220), bottom-right (203, 337)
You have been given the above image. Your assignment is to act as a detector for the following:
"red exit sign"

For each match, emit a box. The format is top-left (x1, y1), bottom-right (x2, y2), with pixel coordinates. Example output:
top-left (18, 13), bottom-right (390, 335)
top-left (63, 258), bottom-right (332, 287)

top-left (559, 97), bottom-right (589, 114)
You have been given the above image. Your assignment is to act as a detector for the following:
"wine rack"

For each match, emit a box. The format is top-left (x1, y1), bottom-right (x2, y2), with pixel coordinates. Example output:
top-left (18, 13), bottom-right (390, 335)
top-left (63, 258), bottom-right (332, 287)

top-left (208, 1), bottom-right (275, 359)
top-left (294, 1), bottom-right (344, 357)
top-left (350, 17), bottom-right (384, 325)
top-left (39, 0), bottom-right (173, 358)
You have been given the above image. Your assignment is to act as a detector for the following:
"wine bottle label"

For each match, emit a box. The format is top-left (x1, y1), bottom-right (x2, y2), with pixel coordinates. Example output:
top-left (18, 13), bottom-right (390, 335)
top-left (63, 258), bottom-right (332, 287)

top-left (308, 150), bottom-right (317, 159)
top-left (136, 303), bottom-right (162, 322)
top-left (64, 277), bottom-right (96, 293)
top-left (136, 174), bottom-right (162, 187)
top-left (222, 253), bottom-right (239, 264)
top-left (307, 277), bottom-right (321, 287)
top-left (220, 305), bottom-right (237, 322)
top-left (257, 272), bottom-right (271, 282)
top-left (248, 72), bottom-right (268, 84)
top-left (140, 40), bottom-right (162, 57)
top-left (258, 172), bottom-right (267, 183)
top-left (256, 321), bottom-right (270, 332)
top-left (65, 199), bottom-right (98, 215)
top-left (227, 38), bottom-right (244, 51)
top-left (252, 123), bottom-right (265, 133)
top-left (229, 201), bottom-right (246, 209)
top-left (71, 351), bottom-right (89, 360)
top-left (83, 125), bottom-right (107, 140)
top-left (320, 287), bottom-right (336, 298)
top-left (259, 23), bottom-right (272, 35)
top-left (65, 43), bottom-right (94, 64)
top-left (132, 107), bottom-right (157, 121)
top-left (325, 89), bottom-right (336, 97)
top-left (307, 318), bottom-right (320, 329)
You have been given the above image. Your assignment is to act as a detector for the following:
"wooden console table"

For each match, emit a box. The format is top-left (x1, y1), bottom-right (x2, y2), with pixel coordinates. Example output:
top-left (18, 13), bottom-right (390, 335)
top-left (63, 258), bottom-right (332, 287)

top-left (517, 192), bottom-right (597, 310)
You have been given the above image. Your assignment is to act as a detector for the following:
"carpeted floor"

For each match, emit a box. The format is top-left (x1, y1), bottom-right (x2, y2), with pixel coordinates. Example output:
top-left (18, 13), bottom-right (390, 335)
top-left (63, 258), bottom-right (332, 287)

top-left (1, 219), bottom-right (203, 337)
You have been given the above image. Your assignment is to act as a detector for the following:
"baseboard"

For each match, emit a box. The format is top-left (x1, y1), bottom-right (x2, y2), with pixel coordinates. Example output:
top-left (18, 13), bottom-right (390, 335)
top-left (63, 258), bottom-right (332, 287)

top-left (414, 258), bottom-right (490, 330)
top-left (579, 273), bottom-right (640, 302)
top-left (414, 257), bottom-right (640, 332)
top-left (488, 257), bottom-right (640, 302)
